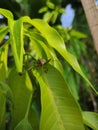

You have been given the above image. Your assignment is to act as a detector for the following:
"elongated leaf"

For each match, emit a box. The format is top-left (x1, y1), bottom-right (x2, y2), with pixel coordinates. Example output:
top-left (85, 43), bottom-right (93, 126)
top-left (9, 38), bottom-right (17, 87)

top-left (64, 70), bottom-right (79, 100)
top-left (0, 43), bottom-right (8, 81)
top-left (8, 68), bottom-right (33, 128)
top-left (70, 29), bottom-right (87, 39)
top-left (0, 8), bottom-right (24, 73)
top-left (0, 26), bottom-right (8, 43)
top-left (82, 111), bottom-right (98, 130)
top-left (0, 81), bottom-right (13, 130)
top-left (9, 18), bottom-right (24, 73)
top-left (0, 89), bottom-right (6, 130)
top-left (28, 19), bottom-right (97, 94)
top-left (29, 37), bottom-right (46, 58)
top-left (31, 19), bottom-right (65, 50)
top-left (24, 30), bottom-right (63, 73)
top-left (0, 8), bottom-right (13, 19)
top-left (33, 65), bottom-right (85, 130)
top-left (23, 16), bottom-right (97, 93)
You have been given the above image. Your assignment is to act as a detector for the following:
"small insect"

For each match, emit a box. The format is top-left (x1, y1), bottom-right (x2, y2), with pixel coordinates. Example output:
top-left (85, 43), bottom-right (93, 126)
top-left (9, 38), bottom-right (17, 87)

top-left (36, 58), bottom-right (51, 67)
top-left (22, 53), bottom-right (51, 73)
top-left (27, 58), bottom-right (51, 72)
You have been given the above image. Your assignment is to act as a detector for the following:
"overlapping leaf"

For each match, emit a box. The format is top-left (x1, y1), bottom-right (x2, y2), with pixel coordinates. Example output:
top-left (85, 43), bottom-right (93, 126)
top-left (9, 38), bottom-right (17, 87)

top-left (0, 8), bottom-right (24, 73)
top-left (8, 68), bottom-right (33, 128)
top-left (82, 111), bottom-right (98, 130)
top-left (33, 65), bottom-right (85, 130)
top-left (0, 81), bottom-right (13, 130)
top-left (28, 19), bottom-right (97, 94)
top-left (0, 26), bottom-right (8, 43)
top-left (0, 43), bottom-right (8, 81)
top-left (10, 18), bottom-right (24, 73)
top-left (24, 30), bottom-right (63, 73)
top-left (0, 89), bottom-right (6, 130)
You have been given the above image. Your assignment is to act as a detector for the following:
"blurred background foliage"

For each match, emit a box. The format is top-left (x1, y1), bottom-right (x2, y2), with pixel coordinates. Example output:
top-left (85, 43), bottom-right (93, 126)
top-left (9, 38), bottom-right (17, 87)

top-left (0, 0), bottom-right (98, 112)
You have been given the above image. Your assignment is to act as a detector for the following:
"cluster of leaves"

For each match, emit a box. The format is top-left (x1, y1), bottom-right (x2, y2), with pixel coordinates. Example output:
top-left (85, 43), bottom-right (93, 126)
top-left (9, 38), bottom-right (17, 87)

top-left (0, 7), bottom-right (98, 130)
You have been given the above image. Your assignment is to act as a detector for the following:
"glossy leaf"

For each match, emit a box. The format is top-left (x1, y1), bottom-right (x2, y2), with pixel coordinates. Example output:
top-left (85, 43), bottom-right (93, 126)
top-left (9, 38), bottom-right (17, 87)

top-left (33, 65), bottom-right (85, 130)
top-left (0, 8), bottom-right (13, 19)
top-left (29, 19), bottom-right (97, 94)
top-left (82, 111), bottom-right (98, 130)
top-left (9, 18), bottom-right (24, 73)
top-left (8, 68), bottom-right (33, 128)
top-left (0, 8), bottom-right (24, 73)
top-left (0, 26), bottom-right (8, 43)
top-left (0, 43), bottom-right (8, 81)
top-left (22, 17), bottom-right (97, 93)
top-left (24, 30), bottom-right (63, 73)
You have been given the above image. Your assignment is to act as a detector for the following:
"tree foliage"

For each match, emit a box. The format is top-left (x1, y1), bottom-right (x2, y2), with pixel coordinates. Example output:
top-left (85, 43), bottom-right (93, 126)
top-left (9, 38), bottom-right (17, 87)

top-left (0, 0), bottom-right (98, 130)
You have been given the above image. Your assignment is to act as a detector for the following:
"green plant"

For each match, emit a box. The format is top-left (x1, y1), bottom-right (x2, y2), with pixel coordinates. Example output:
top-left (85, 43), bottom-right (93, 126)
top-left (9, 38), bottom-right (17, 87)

top-left (0, 8), bottom-right (98, 130)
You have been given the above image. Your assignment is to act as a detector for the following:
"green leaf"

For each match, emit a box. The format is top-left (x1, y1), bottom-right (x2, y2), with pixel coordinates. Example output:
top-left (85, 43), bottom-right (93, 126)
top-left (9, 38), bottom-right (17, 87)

top-left (24, 30), bottom-right (63, 73)
top-left (64, 70), bottom-right (79, 100)
top-left (0, 43), bottom-right (8, 81)
top-left (0, 89), bottom-right (6, 130)
top-left (29, 19), bottom-right (97, 94)
top-left (28, 104), bottom-right (39, 130)
top-left (0, 26), bottom-right (8, 43)
top-left (0, 8), bottom-right (13, 19)
top-left (46, 1), bottom-right (55, 9)
top-left (31, 19), bottom-right (65, 50)
top-left (0, 8), bottom-right (24, 73)
top-left (70, 29), bottom-right (87, 39)
top-left (0, 80), bottom-right (13, 130)
top-left (0, 80), bottom-right (13, 101)
top-left (33, 65), bottom-right (85, 130)
top-left (38, 7), bottom-right (48, 13)
top-left (9, 18), bottom-right (24, 73)
top-left (82, 111), bottom-right (98, 130)
top-left (14, 117), bottom-right (33, 130)
top-left (43, 11), bottom-right (54, 22)
top-left (8, 68), bottom-right (33, 128)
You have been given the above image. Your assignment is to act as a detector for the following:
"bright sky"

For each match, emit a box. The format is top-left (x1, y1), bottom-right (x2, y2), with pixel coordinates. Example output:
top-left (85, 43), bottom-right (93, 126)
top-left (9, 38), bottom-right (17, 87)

top-left (60, 4), bottom-right (75, 28)
top-left (96, 0), bottom-right (98, 5)
top-left (0, 14), bottom-right (3, 18)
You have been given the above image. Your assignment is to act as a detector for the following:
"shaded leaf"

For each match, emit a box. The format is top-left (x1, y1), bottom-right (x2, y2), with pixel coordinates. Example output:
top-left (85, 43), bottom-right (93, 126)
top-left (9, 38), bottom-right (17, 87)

top-left (9, 18), bottom-right (24, 73)
top-left (8, 68), bottom-right (33, 128)
top-left (28, 104), bottom-right (39, 130)
top-left (0, 43), bottom-right (8, 81)
top-left (70, 29), bottom-right (87, 39)
top-left (0, 81), bottom-right (13, 130)
top-left (14, 117), bottom-right (33, 130)
top-left (0, 26), bottom-right (8, 43)
top-left (0, 89), bottom-right (6, 130)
